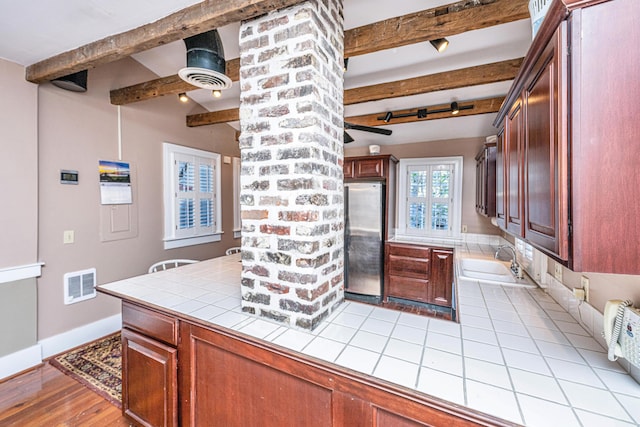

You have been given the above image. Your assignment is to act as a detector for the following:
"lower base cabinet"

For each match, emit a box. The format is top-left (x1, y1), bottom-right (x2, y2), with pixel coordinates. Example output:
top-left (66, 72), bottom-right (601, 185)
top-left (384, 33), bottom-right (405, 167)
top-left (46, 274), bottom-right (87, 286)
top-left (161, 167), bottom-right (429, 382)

top-left (121, 329), bottom-right (177, 427)
top-left (385, 243), bottom-right (454, 307)
top-left (122, 301), bottom-right (511, 427)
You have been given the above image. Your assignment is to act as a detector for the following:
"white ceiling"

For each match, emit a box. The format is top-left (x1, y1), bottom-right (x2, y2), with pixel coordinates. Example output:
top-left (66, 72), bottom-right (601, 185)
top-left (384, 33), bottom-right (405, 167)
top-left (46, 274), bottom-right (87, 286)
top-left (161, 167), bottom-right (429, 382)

top-left (0, 0), bottom-right (533, 148)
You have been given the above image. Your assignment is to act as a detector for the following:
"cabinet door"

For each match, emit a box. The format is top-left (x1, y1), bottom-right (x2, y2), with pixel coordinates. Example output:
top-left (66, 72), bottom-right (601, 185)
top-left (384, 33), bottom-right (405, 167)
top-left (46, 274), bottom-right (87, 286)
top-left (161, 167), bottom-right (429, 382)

top-left (122, 328), bottom-right (178, 427)
top-left (495, 127), bottom-right (506, 228)
top-left (343, 160), bottom-right (354, 179)
top-left (355, 158), bottom-right (384, 178)
top-left (524, 24), bottom-right (569, 259)
top-left (429, 250), bottom-right (453, 307)
top-left (505, 97), bottom-right (524, 236)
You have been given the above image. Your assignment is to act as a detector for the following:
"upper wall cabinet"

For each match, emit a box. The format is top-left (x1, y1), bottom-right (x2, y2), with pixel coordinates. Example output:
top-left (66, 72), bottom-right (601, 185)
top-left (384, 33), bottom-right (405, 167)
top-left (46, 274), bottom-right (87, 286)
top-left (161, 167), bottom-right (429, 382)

top-left (475, 139), bottom-right (497, 218)
top-left (494, 0), bottom-right (640, 274)
top-left (523, 22), bottom-right (569, 260)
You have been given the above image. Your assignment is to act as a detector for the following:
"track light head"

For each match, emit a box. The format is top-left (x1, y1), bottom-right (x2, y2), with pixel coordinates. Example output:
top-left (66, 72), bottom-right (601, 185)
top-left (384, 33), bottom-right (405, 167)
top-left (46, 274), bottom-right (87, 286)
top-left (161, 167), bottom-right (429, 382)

top-left (430, 38), bottom-right (449, 53)
top-left (417, 109), bottom-right (427, 119)
top-left (343, 58), bottom-right (349, 72)
top-left (450, 101), bottom-right (459, 115)
top-left (178, 92), bottom-right (189, 103)
top-left (383, 111), bottom-right (393, 123)
top-left (212, 89), bottom-right (222, 98)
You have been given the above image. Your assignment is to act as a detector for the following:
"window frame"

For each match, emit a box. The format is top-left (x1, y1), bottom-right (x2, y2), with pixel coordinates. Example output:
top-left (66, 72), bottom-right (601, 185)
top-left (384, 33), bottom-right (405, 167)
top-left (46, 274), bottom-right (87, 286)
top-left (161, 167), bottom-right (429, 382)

top-left (397, 156), bottom-right (463, 239)
top-left (162, 142), bottom-right (222, 249)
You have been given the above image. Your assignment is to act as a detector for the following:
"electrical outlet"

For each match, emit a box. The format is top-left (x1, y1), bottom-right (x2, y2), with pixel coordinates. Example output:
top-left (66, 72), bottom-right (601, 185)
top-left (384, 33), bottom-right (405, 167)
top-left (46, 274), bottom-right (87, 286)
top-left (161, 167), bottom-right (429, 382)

top-left (554, 262), bottom-right (563, 282)
top-left (462, 224), bottom-right (468, 233)
top-left (581, 276), bottom-right (590, 302)
top-left (63, 230), bottom-right (75, 244)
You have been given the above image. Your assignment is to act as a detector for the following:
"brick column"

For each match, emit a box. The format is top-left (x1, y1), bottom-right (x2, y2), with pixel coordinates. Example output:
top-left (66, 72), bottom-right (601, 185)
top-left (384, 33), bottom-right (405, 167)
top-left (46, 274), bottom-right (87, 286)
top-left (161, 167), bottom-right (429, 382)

top-left (238, 0), bottom-right (344, 330)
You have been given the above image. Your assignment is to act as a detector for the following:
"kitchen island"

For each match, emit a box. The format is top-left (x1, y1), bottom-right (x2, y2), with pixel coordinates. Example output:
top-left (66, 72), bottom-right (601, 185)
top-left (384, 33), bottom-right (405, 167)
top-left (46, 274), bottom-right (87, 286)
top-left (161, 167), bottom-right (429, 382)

top-left (98, 241), bottom-right (639, 426)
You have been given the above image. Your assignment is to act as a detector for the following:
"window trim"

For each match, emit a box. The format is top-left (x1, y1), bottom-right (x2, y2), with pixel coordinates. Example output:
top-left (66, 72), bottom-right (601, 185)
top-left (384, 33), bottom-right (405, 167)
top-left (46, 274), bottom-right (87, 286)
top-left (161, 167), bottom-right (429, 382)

top-left (232, 157), bottom-right (242, 239)
top-left (162, 142), bottom-right (222, 249)
top-left (397, 156), bottom-right (463, 240)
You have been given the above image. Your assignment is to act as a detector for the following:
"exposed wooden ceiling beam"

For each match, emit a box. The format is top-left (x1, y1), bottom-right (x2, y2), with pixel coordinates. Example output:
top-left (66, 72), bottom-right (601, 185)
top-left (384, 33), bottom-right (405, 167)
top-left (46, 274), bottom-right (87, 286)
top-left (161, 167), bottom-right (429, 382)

top-left (344, 58), bottom-right (523, 105)
top-left (344, 97), bottom-right (505, 127)
top-left (345, 0), bottom-right (530, 57)
top-left (186, 97), bottom-right (504, 128)
top-left (109, 59), bottom-right (240, 105)
top-left (187, 108), bottom-right (240, 127)
top-left (185, 59), bottom-right (520, 127)
top-left (25, 0), bottom-right (304, 84)
top-left (109, 0), bottom-right (529, 106)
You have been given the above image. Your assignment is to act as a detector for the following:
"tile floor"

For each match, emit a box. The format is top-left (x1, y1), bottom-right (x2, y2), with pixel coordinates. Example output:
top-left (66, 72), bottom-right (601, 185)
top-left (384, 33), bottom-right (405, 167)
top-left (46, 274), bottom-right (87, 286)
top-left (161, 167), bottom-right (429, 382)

top-left (100, 249), bottom-right (640, 426)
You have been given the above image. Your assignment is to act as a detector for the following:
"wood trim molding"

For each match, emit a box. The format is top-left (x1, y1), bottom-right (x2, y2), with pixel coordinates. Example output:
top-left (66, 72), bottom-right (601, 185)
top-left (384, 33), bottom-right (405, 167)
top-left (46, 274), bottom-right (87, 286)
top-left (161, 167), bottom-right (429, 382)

top-left (109, 0), bottom-right (529, 106)
top-left (25, 0), bottom-right (304, 83)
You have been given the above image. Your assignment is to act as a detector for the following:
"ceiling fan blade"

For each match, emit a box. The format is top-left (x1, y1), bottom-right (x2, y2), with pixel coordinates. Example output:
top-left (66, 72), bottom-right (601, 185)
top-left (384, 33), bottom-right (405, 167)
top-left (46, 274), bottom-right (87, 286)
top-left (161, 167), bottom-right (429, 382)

top-left (344, 131), bottom-right (354, 144)
top-left (344, 122), bottom-right (392, 136)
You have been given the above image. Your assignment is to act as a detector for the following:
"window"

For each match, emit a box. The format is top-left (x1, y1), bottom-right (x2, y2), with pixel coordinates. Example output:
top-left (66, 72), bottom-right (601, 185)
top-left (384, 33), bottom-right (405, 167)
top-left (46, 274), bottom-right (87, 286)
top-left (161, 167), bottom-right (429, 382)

top-left (397, 157), bottom-right (463, 239)
top-left (163, 143), bottom-right (221, 249)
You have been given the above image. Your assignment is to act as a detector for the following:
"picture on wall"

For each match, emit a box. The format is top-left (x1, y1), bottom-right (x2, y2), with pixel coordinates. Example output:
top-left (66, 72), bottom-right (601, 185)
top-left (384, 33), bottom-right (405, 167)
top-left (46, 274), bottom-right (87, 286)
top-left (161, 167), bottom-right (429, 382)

top-left (99, 160), bottom-right (132, 204)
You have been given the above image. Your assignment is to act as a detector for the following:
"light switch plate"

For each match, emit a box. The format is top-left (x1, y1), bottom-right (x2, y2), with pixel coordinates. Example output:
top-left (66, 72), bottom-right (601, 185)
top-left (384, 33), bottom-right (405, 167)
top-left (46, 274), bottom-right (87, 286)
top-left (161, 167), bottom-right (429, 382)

top-left (63, 230), bottom-right (75, 244)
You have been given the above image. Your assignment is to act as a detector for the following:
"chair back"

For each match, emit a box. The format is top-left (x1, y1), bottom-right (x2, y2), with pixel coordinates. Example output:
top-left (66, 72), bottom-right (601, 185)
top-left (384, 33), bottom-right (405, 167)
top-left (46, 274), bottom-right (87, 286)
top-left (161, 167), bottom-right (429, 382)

top-left (148, 259), bottom-right (198, 273)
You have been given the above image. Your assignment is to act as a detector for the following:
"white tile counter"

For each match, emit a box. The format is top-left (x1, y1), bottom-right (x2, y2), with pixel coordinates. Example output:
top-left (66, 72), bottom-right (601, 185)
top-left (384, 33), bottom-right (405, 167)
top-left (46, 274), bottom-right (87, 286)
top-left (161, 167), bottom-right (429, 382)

top-left (99, 244), bottom-right (640, 427)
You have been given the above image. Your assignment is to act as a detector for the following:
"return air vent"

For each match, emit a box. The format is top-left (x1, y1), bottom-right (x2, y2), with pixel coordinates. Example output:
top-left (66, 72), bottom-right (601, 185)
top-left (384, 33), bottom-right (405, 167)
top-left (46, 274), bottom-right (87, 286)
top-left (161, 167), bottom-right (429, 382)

top-left (64, 268), bottom-right (97, 305)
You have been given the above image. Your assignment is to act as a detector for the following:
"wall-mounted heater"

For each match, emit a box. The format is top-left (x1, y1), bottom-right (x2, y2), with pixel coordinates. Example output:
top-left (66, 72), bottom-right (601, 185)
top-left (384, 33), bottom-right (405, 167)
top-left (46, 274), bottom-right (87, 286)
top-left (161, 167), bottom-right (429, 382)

top-left (64, 268), bottom-right (97, 305)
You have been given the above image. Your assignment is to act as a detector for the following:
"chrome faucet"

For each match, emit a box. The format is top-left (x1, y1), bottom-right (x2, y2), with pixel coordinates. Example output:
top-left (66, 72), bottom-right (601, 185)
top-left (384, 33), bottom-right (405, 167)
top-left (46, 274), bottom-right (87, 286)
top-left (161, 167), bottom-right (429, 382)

top-left (495, 245), bottom-right (521, 278)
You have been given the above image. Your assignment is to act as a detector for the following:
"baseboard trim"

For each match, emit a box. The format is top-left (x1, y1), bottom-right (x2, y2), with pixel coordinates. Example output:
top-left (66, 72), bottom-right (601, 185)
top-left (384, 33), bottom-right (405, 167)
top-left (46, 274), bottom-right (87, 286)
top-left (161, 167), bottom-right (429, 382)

top-left (39, 313), bottom-right (122, 359)
top-left (0, 344), bottom-right (42, 380)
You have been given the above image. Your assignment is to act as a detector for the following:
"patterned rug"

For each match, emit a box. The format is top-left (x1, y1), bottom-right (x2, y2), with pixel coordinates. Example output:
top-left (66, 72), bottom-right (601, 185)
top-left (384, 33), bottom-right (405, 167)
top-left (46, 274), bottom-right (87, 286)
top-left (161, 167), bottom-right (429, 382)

top-left (50, 332), bottom-right (122, 408)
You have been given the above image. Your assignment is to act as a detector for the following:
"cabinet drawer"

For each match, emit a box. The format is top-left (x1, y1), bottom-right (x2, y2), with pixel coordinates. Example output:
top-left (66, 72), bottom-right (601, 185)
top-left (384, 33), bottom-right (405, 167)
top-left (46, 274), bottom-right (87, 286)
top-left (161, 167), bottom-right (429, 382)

top-left (123, 302), bottom-right (178, 346)
top-left (387, 244), bottom-right (430, 259)
top-left (387, 255), bottom-right (429, 278)
top-left (387, 275), bottom-right (429, 303)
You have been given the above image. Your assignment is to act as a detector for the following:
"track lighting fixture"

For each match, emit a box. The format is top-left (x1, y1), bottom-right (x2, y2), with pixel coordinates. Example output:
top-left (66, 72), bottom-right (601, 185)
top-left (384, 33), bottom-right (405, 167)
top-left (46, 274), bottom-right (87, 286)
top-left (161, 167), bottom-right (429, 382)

top-left (377, 101), bottom-right (473, 122)
top-left (178, 92), bottom-right (189, 103)
top-left (212, 89), bottom-right (222, 98)
top-left (343, 58), bottom-right (349, 72)
top-left (430, 38), bottom-right (449, 53)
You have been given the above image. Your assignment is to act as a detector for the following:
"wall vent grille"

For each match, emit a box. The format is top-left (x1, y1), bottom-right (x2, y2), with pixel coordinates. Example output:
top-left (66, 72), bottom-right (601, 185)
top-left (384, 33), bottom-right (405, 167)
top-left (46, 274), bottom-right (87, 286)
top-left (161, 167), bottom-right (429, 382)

top-left (64, 268), bottom-right (97, 305)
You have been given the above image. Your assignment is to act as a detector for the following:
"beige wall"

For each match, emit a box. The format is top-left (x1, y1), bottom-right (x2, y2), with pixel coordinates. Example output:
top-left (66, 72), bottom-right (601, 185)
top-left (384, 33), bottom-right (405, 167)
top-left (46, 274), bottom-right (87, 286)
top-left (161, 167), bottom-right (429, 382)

top-left (0, 59), bottom-right (38, 268)
top-left (345, 137), bottom-right (499, 236)
top-left (34, 57), bottom-right (240, 340)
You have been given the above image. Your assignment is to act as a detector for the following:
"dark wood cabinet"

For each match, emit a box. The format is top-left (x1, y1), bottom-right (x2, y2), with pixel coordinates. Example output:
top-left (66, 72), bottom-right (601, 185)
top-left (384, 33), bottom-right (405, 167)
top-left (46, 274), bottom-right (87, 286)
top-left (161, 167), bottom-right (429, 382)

top-left (523, 23), bottom-right (569, 260)
top-left (344, 154), bottom-right (397, 242)
top-left (121, 304), bottom-right (178, 427)
top-left (120, 301), bottom-right (512, 427)
top-left (494, 0), bottom-right (640, 273)
top-left (475, 139), bottom-right (497, 217)
top-left (384, 242), bottom-right (453, 307)
top-left (505, 97), bottom-right (524, 237)
top-left (495, 128), bottom-right (506, 229)
top-left (430, 249), bottom-right (454, 307)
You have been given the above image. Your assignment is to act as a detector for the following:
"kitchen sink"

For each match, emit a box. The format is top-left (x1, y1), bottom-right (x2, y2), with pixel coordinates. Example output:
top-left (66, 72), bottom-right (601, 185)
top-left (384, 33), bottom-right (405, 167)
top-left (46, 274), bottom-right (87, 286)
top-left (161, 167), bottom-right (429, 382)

top-left (457, 257), bottom-right (536, 288)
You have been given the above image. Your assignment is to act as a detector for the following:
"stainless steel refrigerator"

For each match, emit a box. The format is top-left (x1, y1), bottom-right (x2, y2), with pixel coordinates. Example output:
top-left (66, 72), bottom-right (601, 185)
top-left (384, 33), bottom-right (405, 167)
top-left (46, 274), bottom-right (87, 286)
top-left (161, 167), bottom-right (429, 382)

top-left (344, 182), bottom-right (384, 301)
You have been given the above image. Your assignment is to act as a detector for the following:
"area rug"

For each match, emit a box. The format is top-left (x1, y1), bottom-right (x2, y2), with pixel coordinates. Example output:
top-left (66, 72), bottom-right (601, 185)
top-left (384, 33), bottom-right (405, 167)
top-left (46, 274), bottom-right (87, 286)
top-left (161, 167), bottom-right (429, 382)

top-left (50, 332), bottom-right (122, 408)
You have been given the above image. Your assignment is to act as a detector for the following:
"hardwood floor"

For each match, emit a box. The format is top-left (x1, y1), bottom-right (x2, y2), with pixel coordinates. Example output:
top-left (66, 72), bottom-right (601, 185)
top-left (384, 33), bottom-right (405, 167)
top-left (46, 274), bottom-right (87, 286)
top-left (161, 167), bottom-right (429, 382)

top-left (0, 362), bottom-right (130, 426)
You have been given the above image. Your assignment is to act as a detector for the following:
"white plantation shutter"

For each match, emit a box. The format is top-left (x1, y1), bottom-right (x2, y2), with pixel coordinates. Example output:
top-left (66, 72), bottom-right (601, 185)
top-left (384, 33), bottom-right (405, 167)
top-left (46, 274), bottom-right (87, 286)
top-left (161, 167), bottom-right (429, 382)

top-left (163, 143), bottom-right (221, 248)
top-left (398, 157), bottom-right (463, 239)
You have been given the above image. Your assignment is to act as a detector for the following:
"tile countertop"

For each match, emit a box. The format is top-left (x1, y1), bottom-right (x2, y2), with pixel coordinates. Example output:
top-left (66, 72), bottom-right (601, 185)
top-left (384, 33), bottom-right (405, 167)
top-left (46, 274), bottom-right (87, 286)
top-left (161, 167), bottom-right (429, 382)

top-left (99, 242), bottom-right (640, 427)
